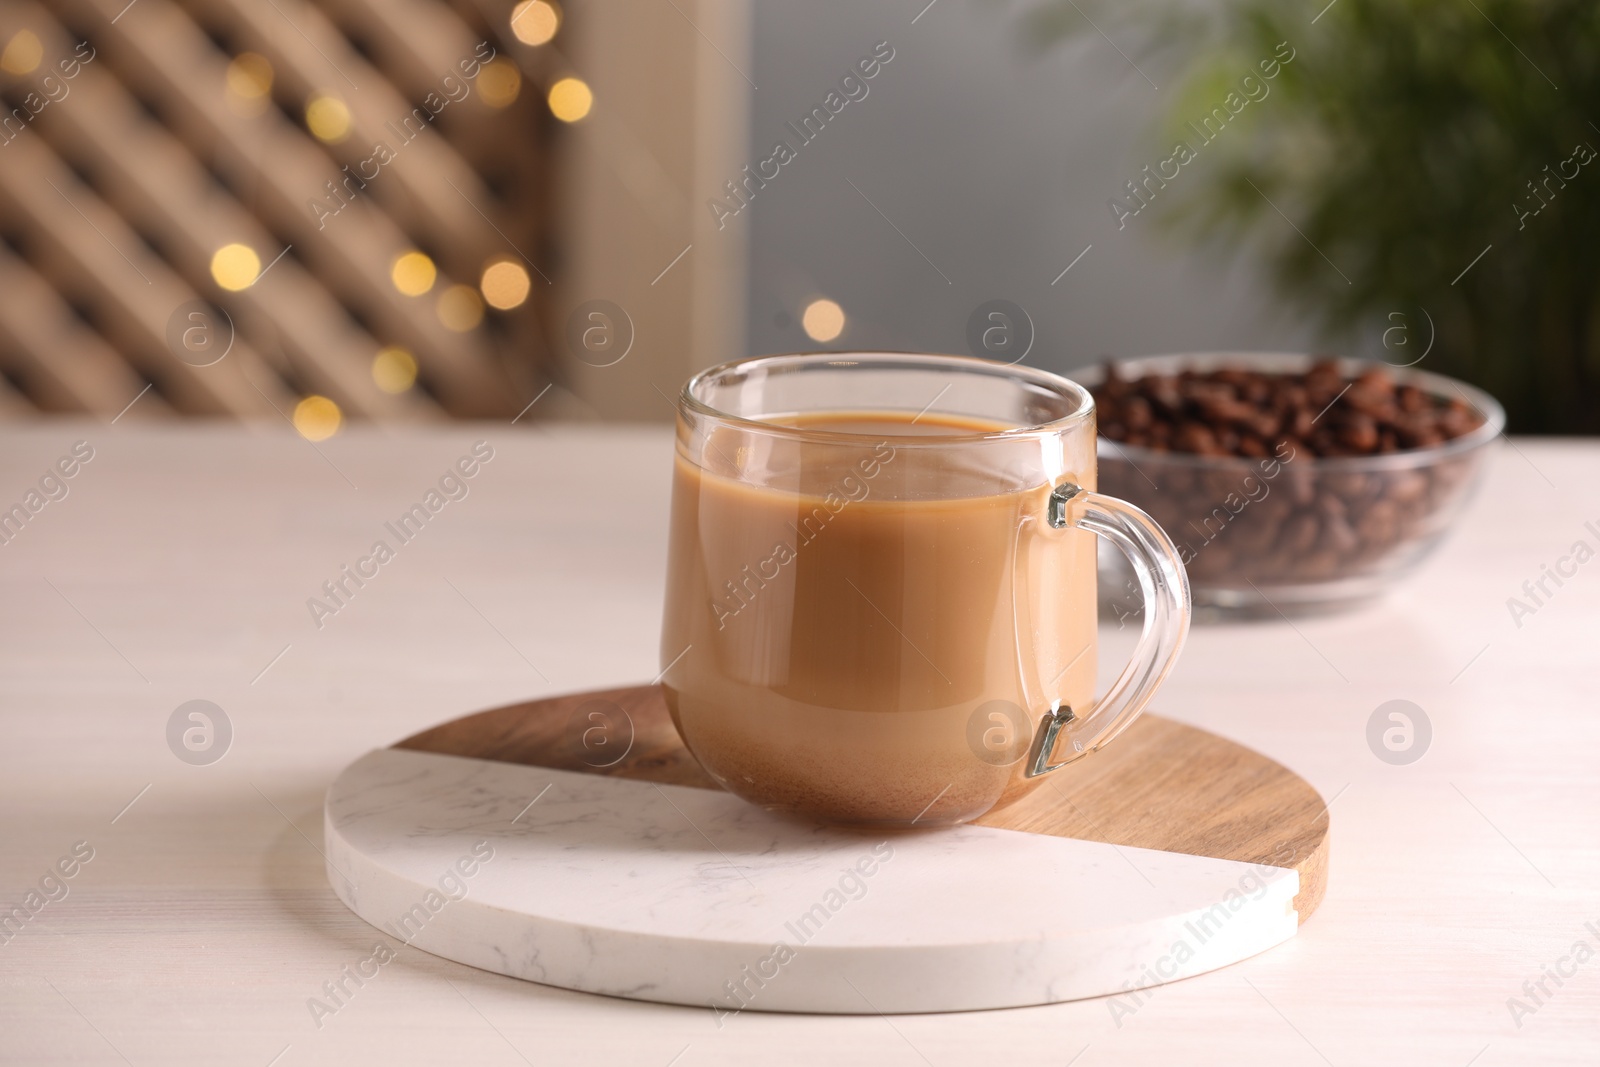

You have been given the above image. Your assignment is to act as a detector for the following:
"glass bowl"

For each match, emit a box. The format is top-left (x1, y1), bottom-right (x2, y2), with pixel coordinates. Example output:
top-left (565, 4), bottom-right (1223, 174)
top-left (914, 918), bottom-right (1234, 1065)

top-left (1076, 353), bottom-right (1505, 619)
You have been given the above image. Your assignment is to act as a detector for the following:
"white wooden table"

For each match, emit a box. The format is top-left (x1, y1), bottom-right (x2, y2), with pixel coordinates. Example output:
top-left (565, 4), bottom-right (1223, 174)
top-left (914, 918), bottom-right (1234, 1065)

top-left (2, 422), bottom-right (1596, 1066)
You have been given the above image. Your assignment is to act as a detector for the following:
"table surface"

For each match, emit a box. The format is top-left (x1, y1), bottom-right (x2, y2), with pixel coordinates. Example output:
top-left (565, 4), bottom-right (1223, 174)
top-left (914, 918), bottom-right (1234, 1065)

top-left (1, 422), bottom-right (1596, 1066)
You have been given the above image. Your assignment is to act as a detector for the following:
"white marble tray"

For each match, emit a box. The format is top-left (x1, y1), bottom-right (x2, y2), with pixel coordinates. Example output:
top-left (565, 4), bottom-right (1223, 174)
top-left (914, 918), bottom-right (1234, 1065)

top-left (324, 747), bottom-right (1300, 1013)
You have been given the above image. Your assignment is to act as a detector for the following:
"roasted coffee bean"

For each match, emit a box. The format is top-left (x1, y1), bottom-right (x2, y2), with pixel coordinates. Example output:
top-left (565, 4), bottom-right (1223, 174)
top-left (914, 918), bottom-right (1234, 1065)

top-left (1124, 395), bottom-right (1153, 431)
top-left (1343, 386), bottom-right (1395, 422)
top-left (1357, 500), bottom-right (1401, 547)
top-left (1300, 549), bottom-right (1343, 578)
top-left (1322, 515), bottom-right (1360, 555)
top-left (1327, 473), bottom-right (1368, 497)
top-left (1398, 421), bottom-right (1445, 449)
top-left (1398, 385), bottom-right (1429, 414)
top-left (1354, 367), bottom-right (1394, 395)
top-left (1283, 512), bottom-right (1321, 555)
top-left (1388, 471), bottom-right (1428, 503)
top-left (1285, 468), bottom-right (1317, 507)
top-left (1230, 513), bottom-right (1279, 553)
top-left (1175, 422), bottom-right (1221, 455)
top-left (1441, 405), bottom-right (1479, 438)
top-left (1337, 413), bottom-right (1380, 453)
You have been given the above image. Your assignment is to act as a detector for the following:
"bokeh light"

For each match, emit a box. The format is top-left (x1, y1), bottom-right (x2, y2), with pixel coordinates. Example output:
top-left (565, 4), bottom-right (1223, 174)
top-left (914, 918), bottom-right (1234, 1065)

top-left (437, 285), bottom-right (484, 331)
top-left (801, 299), bottom-right (845, 342)
top-left (225, 53), bottom-right (273, 116)
top-left (371, 347), bottom-right (418, 394)
top-left (210, 243), bottom-right (261, 292)
top-left (292, 396), bottom-right (342, 441)
top-left (305, 93), bottom-right (352, 144)
top-left (480, 260), bottom-right (531, 310)
top-left (547, 77), bottom-right (592, 123)
top-left (390, 251), bottom-right (437, 296)
top-left (1, 30), bottom-right (42, 76)
top-left (477, 59), bottom-right (522, 109)
top-left (510, 0), bottom-right (560, 46)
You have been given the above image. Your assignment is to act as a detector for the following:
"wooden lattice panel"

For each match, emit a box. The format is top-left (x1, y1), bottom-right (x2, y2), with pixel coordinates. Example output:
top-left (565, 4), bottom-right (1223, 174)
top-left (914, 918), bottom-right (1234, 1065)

top-left (0, 0), bottom-right (558, 419)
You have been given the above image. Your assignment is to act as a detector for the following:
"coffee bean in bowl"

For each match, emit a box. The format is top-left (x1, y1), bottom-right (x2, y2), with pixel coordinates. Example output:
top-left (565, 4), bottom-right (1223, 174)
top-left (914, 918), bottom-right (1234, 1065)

top-left (1077, 353), bottom-right (1504, 618)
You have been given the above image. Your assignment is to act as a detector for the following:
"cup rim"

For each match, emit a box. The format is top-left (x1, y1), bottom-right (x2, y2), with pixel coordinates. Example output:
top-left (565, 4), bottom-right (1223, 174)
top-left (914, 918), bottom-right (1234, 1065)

top-left (679, 351), bottom-right (1095, 444)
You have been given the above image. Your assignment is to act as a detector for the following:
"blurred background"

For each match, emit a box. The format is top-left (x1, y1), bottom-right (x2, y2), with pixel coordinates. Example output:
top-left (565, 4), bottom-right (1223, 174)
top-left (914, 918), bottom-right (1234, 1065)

top-left (0, 0), bottom-right (1593, 433)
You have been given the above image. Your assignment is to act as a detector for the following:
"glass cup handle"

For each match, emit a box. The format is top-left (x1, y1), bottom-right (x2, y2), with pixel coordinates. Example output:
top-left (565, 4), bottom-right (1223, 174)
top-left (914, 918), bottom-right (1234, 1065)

top-left (1026, 482), bottom-right (1192, 778)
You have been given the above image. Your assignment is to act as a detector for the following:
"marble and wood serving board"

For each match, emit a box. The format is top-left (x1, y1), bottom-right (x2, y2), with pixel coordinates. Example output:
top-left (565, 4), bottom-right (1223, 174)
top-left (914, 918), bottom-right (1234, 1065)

top-left (323, 685), bottom-right (1329, 1014)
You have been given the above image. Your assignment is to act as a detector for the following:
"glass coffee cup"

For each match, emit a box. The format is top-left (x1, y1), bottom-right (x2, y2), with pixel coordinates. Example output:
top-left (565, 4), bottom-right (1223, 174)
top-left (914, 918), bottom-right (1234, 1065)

top-left (660, 353), bottom-right (1190, 828)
